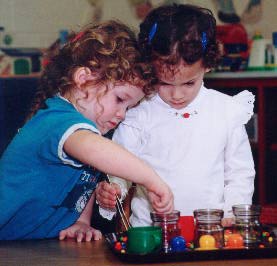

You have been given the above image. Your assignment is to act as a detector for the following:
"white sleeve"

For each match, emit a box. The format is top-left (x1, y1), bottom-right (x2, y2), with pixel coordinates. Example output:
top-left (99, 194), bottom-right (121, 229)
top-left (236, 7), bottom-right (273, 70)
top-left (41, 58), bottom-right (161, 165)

top-left (231, 90), bottom-right (255, 127)
top-left (223, 90), bottom-right (255, 217)
top-left (224, 126), bottom-right (255, 217)
top-left (98, 108), bottom-right (144, 220)
top-left (110, 109), bottom-right (145, 199)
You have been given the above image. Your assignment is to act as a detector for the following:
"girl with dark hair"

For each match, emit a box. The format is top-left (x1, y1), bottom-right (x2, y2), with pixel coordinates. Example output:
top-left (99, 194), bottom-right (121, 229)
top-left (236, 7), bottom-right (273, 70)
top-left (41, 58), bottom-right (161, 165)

top-left (96, 4), bottom-right (255, 228)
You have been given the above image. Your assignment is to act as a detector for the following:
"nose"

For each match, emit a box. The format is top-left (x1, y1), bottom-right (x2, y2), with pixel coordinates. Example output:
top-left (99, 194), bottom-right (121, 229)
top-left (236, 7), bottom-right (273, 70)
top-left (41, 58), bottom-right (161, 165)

top-left (115, 107), bottom-right (126, 121)
top-left (171, 86), bottom-right (183, 100)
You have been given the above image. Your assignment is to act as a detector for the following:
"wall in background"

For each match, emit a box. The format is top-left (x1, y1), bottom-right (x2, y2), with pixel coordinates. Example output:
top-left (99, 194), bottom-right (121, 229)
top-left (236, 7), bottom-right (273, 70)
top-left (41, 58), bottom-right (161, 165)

top-left (0, 0), bottom-right (91, 47)
top-left (0, 0), bottom-right (276, 48)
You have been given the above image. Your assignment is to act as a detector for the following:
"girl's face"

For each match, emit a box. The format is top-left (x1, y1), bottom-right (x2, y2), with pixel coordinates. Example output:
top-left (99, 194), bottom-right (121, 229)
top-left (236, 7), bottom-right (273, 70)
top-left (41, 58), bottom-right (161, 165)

top-left (154, 59), bottom-right (209, 109)
top-left (79, 82), bottom-right (144, 134)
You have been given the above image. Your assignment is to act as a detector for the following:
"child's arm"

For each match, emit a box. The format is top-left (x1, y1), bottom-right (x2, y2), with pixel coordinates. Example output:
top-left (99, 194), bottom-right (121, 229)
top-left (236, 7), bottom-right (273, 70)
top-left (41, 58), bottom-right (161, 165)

top-left (95, 115), bottom-right (142, 212)
top-left (224, 125), bottom-right (255, 217)
top-left (223, 90), bottom-right (255, 218)
top-left (59, 192), bottom-right (102, 242)
top-left (64, 130), bottom-right (174, 213)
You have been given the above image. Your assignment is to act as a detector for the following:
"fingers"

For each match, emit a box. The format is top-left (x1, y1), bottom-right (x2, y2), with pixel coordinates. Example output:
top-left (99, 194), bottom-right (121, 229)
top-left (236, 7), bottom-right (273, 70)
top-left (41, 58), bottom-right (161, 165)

top-left (92, 229), bottom-right (102, 241)
top-left (84, 228), bottom-right (102, 242)
top-left (59, 230), bottom-right (67, 241)
top-left (153, 202), bottom-right (174, 213)
top-left (147, 180), bottom-right (174, 214)
top-left (75, 230), bottom-right (85, 243)
top-left (59, 219), bottom-right (103, 243)
top-left (148, 190), bottom-right (174, 214)
top-left (96, 181), bottom-right (120, 209)
top-left (59, 229), bottom-right (75, 241)
top-left (75, 228), bottom-right (102, 242)
top-left (221, 217), bottom-right (235, 227)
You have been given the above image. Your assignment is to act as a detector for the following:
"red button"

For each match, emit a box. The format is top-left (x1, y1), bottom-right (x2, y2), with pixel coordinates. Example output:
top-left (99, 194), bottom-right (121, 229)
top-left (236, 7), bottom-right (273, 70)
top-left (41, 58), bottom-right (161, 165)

top-left (182, 113), bottom-right (190, 118)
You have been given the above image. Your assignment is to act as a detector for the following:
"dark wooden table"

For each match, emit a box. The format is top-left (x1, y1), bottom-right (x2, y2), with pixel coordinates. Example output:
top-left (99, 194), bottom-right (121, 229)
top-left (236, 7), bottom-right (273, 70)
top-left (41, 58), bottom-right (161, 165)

top-left (1, 238), bottom-right (277, 266)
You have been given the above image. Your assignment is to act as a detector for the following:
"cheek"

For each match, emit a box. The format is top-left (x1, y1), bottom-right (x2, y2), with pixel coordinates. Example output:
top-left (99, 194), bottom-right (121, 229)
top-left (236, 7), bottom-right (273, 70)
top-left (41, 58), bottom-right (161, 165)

top-left (184, 87), bottom-right (196, 99)
top-left (97, 96), bottom-right (113, 114)
top-left (158, 87), bottom-right (168, 97)
top-left (193, 83), bottom-right (202, 94)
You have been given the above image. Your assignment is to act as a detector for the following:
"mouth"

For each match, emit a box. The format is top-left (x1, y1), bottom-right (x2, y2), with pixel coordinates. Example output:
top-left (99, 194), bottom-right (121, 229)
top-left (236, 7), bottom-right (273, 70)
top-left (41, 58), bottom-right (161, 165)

top-left (107, 121), bottom-right (118, 129)
top-left (170, 101), bottom-right (186, 107)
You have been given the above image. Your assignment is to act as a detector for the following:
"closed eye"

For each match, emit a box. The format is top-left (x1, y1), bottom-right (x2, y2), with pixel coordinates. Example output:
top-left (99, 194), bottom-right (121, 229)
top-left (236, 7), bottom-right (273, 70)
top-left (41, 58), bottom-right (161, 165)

top-left (116, 96), bottom-right (124, 103)
top-left (186, 81), bottom-right (195, 86)
top-left (158, 82), bottom-right (173, 87)
top-left (158, 80), bottom-right (196, 86)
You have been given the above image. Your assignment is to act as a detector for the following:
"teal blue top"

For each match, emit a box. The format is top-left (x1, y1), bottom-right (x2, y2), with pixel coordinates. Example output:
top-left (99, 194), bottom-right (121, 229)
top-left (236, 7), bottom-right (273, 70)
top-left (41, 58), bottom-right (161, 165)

top-left (0, 96), bottom-right (101, 239)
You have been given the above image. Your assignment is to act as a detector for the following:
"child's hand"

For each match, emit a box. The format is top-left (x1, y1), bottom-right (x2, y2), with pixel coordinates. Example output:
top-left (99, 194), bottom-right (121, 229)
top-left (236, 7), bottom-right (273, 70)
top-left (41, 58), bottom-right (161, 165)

top-left (59, 221), bottom-right (102, 242)
top-left (95, 181), bottom-right (121, 209)
top-left (148, 182), bottom-right (174, 214)
top-left (221, 217), bottom-right (235, 227)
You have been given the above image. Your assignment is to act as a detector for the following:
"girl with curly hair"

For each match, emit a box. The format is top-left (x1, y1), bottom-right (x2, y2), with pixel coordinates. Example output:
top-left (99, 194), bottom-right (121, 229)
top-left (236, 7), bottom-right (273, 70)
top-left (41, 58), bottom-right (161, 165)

top-left (0, 20), bottom-right (174, 241)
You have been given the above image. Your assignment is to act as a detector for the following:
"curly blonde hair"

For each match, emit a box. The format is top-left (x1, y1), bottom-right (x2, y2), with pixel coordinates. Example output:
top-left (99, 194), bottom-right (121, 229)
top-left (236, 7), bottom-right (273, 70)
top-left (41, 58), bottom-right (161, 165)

top-left (28, 20), bottom-right (156, 119)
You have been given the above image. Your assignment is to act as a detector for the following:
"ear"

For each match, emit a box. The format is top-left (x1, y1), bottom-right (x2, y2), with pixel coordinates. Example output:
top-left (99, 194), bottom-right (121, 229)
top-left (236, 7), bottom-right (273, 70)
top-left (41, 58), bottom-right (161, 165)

top-left (204, 68), bottom-right (211, 73)
top-left (73, 67), bottom-right (92, 87)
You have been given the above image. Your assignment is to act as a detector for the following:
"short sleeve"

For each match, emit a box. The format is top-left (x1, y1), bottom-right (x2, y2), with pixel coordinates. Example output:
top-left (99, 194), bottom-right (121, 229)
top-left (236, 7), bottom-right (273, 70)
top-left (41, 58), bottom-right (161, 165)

top-left (39, 119), bottom-right (99, 168)
top-left (227, 90), bottom-right (255, 129)
top-left (57, 123), bottom-right (99, 167)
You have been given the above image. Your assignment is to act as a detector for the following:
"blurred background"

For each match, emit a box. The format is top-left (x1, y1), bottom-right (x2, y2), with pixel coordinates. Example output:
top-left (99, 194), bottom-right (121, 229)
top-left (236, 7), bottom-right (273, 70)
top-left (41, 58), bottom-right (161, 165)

top-left (0, 0), bottom-right (276, 48)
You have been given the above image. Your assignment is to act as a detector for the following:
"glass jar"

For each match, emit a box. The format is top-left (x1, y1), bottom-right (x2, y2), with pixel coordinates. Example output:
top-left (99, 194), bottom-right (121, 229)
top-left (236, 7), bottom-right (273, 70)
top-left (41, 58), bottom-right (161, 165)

top-left (150, 210), bottom-right (180, 253)
top-left (232, 204), bottom-right (262, 248)
top-left (193, 209), bottom-right (224, 249)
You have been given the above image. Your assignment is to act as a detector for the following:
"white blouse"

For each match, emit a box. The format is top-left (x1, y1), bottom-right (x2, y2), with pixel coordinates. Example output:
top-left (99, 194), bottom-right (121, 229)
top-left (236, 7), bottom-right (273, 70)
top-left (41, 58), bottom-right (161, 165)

top-left (100, 85), bottom-right (255, 226)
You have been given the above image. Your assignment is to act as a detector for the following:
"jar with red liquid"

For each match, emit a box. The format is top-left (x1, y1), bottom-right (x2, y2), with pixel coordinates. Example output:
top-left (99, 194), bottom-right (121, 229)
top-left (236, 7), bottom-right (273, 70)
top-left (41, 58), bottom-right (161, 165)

top-left (150, 210), bottom-right (180, 253)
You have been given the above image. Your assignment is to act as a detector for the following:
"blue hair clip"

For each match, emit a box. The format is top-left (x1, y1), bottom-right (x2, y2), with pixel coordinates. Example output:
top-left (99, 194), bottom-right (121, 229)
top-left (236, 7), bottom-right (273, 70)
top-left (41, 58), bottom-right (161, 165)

top-left (201, 32), bottom-right (208, 52)
top-left (148, 23), bottom-right (158, 44)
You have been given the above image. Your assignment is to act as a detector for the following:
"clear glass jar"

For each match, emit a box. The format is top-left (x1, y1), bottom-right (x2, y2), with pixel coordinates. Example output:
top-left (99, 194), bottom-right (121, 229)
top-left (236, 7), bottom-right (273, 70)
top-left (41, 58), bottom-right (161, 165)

top-left (232, 204), bottom-right (262, 248)
top-left (150, 210), bottom-right (180, 253)
top-left (193, 209), bottom-right (224, 249)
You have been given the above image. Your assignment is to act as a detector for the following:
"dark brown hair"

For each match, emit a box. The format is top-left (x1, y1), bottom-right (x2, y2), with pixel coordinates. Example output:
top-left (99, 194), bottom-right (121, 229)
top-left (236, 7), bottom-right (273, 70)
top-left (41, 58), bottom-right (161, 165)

top-left (28, 20), bottom-right (156, 119)
top-left (138, 4), bottom-right (220, 68)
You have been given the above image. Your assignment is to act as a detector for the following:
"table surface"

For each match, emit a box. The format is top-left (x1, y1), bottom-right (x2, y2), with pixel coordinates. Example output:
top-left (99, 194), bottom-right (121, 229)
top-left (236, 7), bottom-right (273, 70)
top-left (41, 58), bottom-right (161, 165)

top-left (1, 238), bottom-right (277, 266)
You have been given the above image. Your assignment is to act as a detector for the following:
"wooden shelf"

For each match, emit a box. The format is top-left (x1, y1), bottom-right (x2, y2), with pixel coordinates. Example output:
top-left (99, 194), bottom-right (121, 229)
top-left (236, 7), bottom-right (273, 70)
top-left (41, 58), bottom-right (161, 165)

top-left (0, 73), bottom-right (41, 79)
top-left (205, 70), bottom-right (277, 79)
top-left (270, 144), bottom-right (277, 151)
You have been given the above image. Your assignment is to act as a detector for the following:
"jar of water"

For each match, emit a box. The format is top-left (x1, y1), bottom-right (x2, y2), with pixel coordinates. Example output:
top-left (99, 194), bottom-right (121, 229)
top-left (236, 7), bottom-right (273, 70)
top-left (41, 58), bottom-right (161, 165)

top-left (232, 204), bottom-right (262, 248)
top-left (194, 209), bottom-right (224, 249)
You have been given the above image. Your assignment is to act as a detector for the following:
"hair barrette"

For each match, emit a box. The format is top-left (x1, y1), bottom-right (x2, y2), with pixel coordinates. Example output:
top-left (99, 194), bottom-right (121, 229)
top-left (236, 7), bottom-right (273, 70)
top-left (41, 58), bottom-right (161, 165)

top-left (148, 22), bottom-right (158, 44)
top-left (71, 31), bottom-right (85, 43)
top-left (201, 32), bottom-right (208, 52)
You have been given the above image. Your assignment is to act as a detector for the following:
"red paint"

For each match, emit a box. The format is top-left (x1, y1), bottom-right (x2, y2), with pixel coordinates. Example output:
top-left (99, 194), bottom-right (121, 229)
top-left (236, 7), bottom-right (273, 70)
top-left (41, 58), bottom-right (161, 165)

top-left (178, 216), bottom-right (195, 243)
